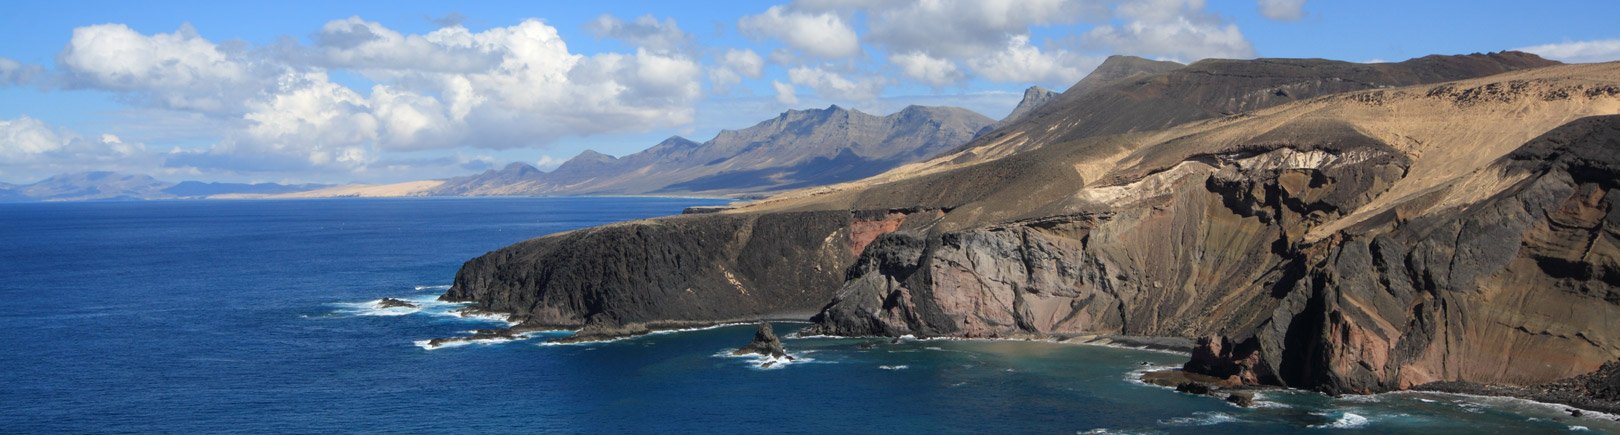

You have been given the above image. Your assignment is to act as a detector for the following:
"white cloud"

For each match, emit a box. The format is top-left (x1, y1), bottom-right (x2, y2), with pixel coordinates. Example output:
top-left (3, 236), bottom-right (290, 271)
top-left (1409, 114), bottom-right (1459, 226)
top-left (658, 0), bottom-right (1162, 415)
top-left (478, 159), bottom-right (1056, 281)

top-left (708, 48), bottom-right (765, 91)
top-left (772, 80), bottom-right (798, 104)
top-left (787, 66), bottom-right (885, 101)
top-left (58, 23), bottom-right (261, 112)
top-left (1257, 0), bottom-right (1306, 21)
top-left (0, 57), bottom-right (43, 86)
top-left (51, 18), bottom-right (705, 177)
top-left (0, 116), bottom-right (68, 158)
top-left (0, 115), bottom-right (163, 181)
top-left (862, 0), bottom-right (1105, 58)
top-left (1083, 0), bottom-right (1255, 61)
top-left (585, 14), bottom-right (695, 54)
top-left (534, 154), bottom-right (565, 170)
top-left (967, 35), bottom-right (1097, 85)
top-left (739, 5), bottom-right (861, 58)
top-left (744, 0), bottom-right (1250, 87)
top-left (889, 51), bottom-right (965, 86)
top-left (1517, 39), bottom-right (1620, 63)
top-left (309, 17), bottom-right (502, 73)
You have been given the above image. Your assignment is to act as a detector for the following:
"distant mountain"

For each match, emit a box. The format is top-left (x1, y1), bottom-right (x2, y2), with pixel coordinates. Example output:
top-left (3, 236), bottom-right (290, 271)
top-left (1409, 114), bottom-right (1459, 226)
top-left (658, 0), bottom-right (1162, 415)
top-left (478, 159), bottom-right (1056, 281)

top-left (15, 172), bottom-right (172, 201)
top-left (424, 104), bottom-right (994, 196)
top-left (162, 181), bottom-right (327, 197)
top-left (0, 172), bottom-right (331, 202)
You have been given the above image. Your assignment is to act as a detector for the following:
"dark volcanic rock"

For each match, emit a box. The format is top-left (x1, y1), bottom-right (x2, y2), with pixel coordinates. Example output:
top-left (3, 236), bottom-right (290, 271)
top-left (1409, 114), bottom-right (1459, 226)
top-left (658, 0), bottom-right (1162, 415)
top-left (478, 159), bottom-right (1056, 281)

top-left (1175, 382), bottom-right (1213, 395)
top-left (1419, 359), bottom-right (1620, 415)
top-left (376, 298), bottom-right (418, 309)
top-left (443, 208), bottom-right (942, 333)
top-left (1184, 336), bottom-right (1261, 385)
top-left (733, 323), bottom-right (791, 360)
top-left (1226, 391), bottom-right (1256, 407)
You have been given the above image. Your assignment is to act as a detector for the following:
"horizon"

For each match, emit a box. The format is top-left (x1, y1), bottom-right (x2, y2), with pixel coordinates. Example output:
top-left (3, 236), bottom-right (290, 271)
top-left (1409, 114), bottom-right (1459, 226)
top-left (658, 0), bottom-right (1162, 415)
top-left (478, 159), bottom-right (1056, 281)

top-left (2, 0), bottom-right (1618, 185)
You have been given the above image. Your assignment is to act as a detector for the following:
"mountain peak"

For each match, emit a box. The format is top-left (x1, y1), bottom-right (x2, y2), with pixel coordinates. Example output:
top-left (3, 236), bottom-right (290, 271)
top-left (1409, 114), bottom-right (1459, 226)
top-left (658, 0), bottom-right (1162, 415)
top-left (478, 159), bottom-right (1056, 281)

top-left (1072, 55), bottom-right (1184, 93)
top-left (573, 149), bottom-right (616, 161)
top-left (974, 86), bottom-right (1060, 137)
top-left (502, 162), bottom-right (538, 172)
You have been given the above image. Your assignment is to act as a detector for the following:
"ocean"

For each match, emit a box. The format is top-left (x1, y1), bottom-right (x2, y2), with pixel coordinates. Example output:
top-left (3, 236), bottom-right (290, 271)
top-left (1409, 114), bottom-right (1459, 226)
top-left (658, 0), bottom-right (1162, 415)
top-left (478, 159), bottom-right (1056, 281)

top-left (1, 197), bottom-right (1614, 433)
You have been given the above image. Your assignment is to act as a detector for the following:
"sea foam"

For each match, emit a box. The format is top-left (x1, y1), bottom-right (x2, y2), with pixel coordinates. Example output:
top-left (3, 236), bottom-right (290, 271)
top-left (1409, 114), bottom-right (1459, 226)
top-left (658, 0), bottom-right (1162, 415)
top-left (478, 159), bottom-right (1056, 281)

top-left (1309, 412), bottom-right (1370, 429)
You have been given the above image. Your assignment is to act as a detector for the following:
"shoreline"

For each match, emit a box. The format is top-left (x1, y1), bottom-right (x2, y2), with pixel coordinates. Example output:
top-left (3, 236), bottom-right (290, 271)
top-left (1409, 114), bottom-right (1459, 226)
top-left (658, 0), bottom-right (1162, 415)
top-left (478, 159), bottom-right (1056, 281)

top-left (423, 309), bottom-right (1620, 421)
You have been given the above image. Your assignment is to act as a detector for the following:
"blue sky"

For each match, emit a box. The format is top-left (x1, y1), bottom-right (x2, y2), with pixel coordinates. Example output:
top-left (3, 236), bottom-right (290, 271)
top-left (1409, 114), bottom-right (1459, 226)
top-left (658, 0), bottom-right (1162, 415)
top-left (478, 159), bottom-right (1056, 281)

top-left (0, 0), bottom-right (1616, 184)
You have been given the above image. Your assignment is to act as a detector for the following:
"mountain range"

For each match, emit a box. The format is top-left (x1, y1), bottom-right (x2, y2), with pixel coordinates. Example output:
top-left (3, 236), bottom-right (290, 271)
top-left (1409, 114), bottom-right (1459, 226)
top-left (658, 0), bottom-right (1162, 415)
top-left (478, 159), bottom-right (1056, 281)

top-left (0, 171), bottom-right (325, 202)
top-left (439, 51), bottom-right (1620, 408)
top-left (5, 87), bottom-right (1076, 201)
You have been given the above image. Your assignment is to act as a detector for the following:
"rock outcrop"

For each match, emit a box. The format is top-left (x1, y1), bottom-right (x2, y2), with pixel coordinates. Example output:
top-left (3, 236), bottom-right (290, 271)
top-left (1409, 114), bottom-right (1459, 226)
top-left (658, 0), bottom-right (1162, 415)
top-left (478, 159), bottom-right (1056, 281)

top-left (443, 53), bottom-right (1620, 400)
top-left (376, 298), bottom-right (418, 309)
top-left (976, 86), bottom-right (1061, 137)
top-left (734, 323), bottom-right (791, 360)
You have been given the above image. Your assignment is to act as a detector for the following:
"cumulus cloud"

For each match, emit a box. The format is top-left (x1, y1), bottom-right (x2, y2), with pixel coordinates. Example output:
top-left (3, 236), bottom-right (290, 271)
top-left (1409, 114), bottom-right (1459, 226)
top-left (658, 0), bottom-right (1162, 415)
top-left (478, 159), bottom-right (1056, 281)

top-left (586, 14), bottom-right (695, 54)
top-left (739, 5), bottom-right (861, 58)
top-left (0, 115), bottom-right (162, 181)
top-left (787, 66), bottom-right (885, 101)
top-left (709, 48), bottom-right (765, 91)
top-left (1083, 0), bottom-right (1255, 61)
top-left (1257, 0), bottom-right (1305, 21)
top-left (534, 154), bottom-right (565, 170)
top-left (308, 17), bottom-right (503, 73)
top-left (1518, 39), bottom-right (1620, 63)
top-left (0, 57), bottom-right (44, 86)
top-left (772, 80), bottom-right (798, 104)
top-left (967, 35), bottom-right (1097, 85)
top-left (890, 52), bottom-right (965, 86)
top-left (58, 23), bottom-right (263, 112)
top-left (862, 0), bottom-right (1106, 58)
top-left (742, 0), bottom-right (1251, 88)
top-left (49, 18), bottom-right (705, 176)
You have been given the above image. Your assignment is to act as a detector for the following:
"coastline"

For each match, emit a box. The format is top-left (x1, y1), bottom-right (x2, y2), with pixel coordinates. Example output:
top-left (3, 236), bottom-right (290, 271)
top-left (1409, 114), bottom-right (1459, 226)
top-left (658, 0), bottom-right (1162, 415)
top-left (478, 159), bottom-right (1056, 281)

top-left (427, 304), bottom-right (1620, 420)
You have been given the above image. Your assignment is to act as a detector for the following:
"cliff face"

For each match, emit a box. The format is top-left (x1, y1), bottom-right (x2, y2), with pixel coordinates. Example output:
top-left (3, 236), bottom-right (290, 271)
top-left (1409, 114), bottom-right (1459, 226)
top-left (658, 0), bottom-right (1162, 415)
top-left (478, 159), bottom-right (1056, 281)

top-left (443, 208), bottom-right (943, 336)
top-left (443, 53), bottom-right (1620, 394)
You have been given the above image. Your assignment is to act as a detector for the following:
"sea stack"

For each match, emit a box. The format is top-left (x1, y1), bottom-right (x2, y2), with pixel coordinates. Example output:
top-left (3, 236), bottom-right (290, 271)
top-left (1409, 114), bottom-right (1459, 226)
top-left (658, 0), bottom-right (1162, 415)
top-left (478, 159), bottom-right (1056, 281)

top-left (733, 323), bottom-right (792, 364)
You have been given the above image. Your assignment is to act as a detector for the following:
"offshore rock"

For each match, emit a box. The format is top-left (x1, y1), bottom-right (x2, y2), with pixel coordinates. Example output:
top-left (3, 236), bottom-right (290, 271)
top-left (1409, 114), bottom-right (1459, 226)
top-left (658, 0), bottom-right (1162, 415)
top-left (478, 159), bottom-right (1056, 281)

top-left (734, 323), bottom-right (791, 360)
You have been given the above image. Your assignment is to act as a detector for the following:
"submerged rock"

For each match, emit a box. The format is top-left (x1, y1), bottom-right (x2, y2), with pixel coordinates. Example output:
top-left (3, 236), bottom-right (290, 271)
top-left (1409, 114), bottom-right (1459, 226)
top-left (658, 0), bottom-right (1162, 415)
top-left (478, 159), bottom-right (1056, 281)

top-left (733, 323), bottom-right (792, 361)
top-left (376, 298), bottom-right (418, 309)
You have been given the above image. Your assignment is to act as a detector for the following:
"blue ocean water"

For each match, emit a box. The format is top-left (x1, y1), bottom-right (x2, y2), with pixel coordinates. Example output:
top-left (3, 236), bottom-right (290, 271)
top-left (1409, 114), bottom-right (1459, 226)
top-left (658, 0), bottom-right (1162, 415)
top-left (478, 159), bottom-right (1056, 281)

top-left (1, 197), bottom-right (1615, 433)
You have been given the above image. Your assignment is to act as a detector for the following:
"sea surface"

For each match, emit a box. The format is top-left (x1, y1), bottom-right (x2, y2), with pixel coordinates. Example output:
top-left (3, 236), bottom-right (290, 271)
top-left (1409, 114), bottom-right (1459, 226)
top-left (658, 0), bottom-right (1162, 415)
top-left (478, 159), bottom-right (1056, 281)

top-left (1, 197), bottom-right (1615, 434)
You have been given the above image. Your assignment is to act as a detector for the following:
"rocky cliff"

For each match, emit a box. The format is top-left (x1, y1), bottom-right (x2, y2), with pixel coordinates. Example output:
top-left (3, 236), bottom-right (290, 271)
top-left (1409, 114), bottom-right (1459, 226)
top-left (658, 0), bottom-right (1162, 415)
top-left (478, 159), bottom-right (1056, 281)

top-left (442, 53), bottom-right (1620, 396)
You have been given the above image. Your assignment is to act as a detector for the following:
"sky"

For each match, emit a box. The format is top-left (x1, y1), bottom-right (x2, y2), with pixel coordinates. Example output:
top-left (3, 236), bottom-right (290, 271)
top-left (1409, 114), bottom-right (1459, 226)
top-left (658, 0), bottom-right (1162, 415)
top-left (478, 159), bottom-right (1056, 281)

top-left (0, 0), bottom-right (1617, 184)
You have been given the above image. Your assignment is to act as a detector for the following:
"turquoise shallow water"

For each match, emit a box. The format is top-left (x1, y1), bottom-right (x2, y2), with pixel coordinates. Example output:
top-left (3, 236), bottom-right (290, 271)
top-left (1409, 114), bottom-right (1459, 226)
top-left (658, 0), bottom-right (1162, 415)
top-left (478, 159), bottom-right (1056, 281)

top-left (0, 197), bottom-right (1615, 433)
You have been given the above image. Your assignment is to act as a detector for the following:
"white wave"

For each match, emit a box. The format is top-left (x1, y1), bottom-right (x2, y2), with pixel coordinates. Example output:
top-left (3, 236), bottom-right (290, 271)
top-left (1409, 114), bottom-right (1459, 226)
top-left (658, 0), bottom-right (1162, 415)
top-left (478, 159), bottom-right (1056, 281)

top-left (879, 365), bottom-right (908, 370)
top-left (415, 331), bottom-right (548, 350)
top-left (1160, 411), bottom-right (1238, 426)
top-left (645, 322), bottom-right (755, 336)
top-left (331, 300), bottom-right (422, 317)
top-left (1571, 425), bottom-right (1590, 431)
top-left (414, 284), bottom-right (453, 291)
top-left (1391, 391), bottom-right (1620, 422)
top-left (1122, 363), bottom-right (1182, 389)
top-left (1248, 391), bottom-right (1292, 409)
top-left (711, 349), bottom-right (817, 370)
top-left (1309, 412), bottom-right (1369, 429)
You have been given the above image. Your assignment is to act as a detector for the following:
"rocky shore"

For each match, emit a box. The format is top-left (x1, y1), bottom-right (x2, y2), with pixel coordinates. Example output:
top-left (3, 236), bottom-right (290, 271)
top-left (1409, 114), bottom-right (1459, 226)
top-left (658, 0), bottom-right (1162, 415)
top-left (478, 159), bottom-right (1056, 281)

top-left (1416, 360), bottom-right (1620, 417)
